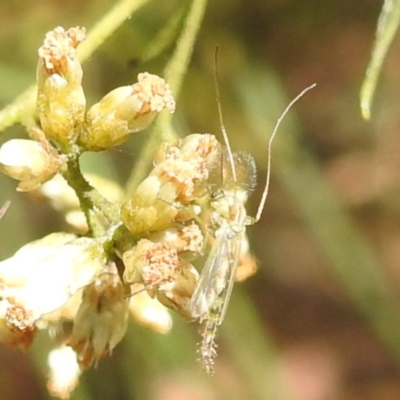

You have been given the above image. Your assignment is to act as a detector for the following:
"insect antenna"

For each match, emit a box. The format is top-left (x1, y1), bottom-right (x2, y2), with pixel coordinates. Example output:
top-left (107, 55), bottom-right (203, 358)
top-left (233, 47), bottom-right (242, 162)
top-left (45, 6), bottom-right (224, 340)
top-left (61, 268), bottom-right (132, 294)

top-left (214, 47), bottom-right (237, 184)
top-left (255, 83), bottom-right (317, 222)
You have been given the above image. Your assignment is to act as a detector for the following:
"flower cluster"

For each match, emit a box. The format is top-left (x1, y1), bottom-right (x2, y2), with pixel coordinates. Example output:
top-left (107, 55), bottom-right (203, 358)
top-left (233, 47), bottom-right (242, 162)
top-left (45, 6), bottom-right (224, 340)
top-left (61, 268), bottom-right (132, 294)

top-left (121, 133), bottom-right (220, 319)
top-left (0, 26), bottom-right (175, 192)
top-left (0, 26), bottom-right (258, 398)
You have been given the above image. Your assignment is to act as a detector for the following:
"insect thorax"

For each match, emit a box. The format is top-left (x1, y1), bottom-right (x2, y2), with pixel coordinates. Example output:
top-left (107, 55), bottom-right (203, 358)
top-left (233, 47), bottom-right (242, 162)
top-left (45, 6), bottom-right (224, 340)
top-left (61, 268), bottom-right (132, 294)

top-left (209, 188), bottom-right (247, 234)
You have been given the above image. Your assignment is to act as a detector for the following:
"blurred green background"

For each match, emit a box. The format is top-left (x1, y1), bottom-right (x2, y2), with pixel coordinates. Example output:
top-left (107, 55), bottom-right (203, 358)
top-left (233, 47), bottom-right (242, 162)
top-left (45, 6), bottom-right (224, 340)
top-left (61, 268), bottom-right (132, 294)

top-left (2, 0), bottom-right (400, 399)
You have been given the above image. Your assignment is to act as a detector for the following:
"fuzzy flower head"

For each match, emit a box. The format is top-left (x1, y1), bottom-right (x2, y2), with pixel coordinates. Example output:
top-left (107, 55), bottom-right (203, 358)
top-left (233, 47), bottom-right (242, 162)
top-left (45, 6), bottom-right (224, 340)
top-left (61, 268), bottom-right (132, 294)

top-left (154, 134), bottom-right (220, 202)
top-left (121, 134), bottom-right (219, 237)
top-left (149, 222), bottom-right (204, 256)
top-left (155, 262), bottom-right (199, 320)
top-left (67, 264), bottom-right (129, 369)
top-left (123, 239), bottom-right (199, 319)
top-left (123, 239), bottom-right (180, 290)
top-left (127, 72), bottom-right (175, 115)
top-left (79, 72), bottom-right (175, 151)
top-left (37, 26), bottom-right (86, 145)
top-left (38, 26), bottom-right (86, 75)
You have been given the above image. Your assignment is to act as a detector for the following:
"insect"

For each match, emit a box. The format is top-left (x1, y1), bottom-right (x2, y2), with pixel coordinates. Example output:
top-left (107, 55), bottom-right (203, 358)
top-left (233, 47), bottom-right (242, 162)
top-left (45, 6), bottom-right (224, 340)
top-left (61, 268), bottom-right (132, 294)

top-left (190, 81), bottom-right (316, 374)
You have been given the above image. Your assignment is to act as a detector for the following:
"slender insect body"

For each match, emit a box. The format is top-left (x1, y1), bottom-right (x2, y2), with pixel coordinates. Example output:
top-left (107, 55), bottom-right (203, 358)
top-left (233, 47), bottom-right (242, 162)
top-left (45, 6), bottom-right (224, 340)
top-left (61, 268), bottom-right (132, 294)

top-left (190, 79), bottom-right (316, 374)
top-left (191, 187), bottom-right (248, 320)
top-left (199, 296), bottom-right (220, 375)
top-left (191, 183), bottom-right (253, 372)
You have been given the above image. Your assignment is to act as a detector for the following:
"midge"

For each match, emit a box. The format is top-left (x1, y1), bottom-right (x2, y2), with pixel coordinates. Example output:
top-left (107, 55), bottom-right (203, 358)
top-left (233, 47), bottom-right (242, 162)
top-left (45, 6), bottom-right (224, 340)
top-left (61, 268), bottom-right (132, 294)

top-left (190, 80), bottom-right (316, 374)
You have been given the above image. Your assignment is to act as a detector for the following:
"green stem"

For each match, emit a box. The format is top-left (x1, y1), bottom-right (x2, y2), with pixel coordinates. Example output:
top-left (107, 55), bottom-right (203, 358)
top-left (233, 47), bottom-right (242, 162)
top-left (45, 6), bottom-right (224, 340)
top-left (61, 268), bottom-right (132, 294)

top-left (61, 155), bottom-right (120, 237)
top-left (164, 0), bottom-right (208, 105)
top-left (223, 287), bottom-right (289, 400)
top-left (77, 0), bottom-right (151, 62)
top-left (139, 5), bottom-right (186, 64)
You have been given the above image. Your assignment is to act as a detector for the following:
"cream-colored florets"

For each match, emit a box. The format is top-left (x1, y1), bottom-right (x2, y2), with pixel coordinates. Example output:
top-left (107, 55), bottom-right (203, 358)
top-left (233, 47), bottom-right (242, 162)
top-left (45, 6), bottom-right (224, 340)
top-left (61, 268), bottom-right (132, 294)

top-left (133, 72), bottom-right (176, 114)
top-left (143, 241), bottom-right (180, 285)
top-left (0, 20), bottom-right (266, 398)
top-left (180, 223), bottom-right (204, 253)
top-left (38, 26), bottom-right (86, 73)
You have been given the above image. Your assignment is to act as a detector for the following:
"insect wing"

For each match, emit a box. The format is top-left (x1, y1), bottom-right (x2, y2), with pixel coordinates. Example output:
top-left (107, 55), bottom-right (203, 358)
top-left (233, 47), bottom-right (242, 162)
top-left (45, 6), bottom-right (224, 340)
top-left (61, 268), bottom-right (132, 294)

top-left (217, 229), bottom-right (243, 325)
top-left (190, 224), bottom-right (231, 319)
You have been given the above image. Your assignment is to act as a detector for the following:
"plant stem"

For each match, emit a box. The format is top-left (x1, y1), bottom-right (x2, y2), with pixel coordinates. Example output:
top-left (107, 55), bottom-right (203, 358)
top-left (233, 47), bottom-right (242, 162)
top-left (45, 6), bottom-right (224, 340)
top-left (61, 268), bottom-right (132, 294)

top-left (61, 155), bottom-right (120, 237)
top-left (125, 0), bottom-right (209, 196)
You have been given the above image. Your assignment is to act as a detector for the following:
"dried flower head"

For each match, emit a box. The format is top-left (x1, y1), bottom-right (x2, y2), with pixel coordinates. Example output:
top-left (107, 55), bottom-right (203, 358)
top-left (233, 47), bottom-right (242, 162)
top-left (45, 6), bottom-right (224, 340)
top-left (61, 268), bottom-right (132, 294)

top-left (123, 239), bottom-right (180, 290)
top-left (155, 262), bottom-right (199, 320)
top-left (150, 222), bottom-right (204, 255)
top-left (0, 299), bottom-right (37, 350)
top-left (122, 134), bottom-right (219, 237)
top-left (154, 134), bottom-right (220, 202)
top-left (67, 264), bottom-right (129, 369)
top-left (79, 73), bottom-right (175, 151)
top-left (37, 26), bottom-right (86, 145)
top-left (38, 26), bottom-right (86, 75)
top-left (129, 72), bottom-right (175, 114)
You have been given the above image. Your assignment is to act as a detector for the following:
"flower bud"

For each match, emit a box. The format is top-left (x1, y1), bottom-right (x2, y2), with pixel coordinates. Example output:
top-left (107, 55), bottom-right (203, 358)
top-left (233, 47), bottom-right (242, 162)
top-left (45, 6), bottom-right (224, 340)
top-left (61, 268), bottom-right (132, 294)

top-left (0, 299), bottom-right (37, 350)
top-left (156, 263), bottom-right (199, 320)
top-left (149, 222), bottom-right (204, 257)
top-left (152, 133), bottom-right (220, 203)
top-left (123, 239), bottom-right (180, 289)
top-left (36, 26), bottom-right (86, 145)
top-left (0, 233), bottom-right (106, 330)
top-left (121, 134), bottom-right (219, 236)
top-left (79, 73), bottom-right (175, 151)
top-left (121, 175), bottom-right (179, 236)
top-left (67, 264), bottom-right (129, 368)
top-left (122, 239), bottom-right (198, 320)
top-left (0, 139), bottom-right (65, 191)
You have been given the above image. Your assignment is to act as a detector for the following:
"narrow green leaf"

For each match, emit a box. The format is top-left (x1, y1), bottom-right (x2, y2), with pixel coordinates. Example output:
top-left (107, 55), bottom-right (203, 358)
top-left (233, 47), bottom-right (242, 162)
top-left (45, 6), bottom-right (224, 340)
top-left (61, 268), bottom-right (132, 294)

top-left (360, 0), bottom-right (400, 120)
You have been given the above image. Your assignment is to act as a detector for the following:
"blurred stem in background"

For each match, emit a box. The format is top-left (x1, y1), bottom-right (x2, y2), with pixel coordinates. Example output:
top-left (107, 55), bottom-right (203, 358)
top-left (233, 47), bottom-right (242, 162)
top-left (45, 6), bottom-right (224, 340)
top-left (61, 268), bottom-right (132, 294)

top-left (125, 0), bottom-right (208, 196)
top-left (239, 63), bottom-right (400, 365)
